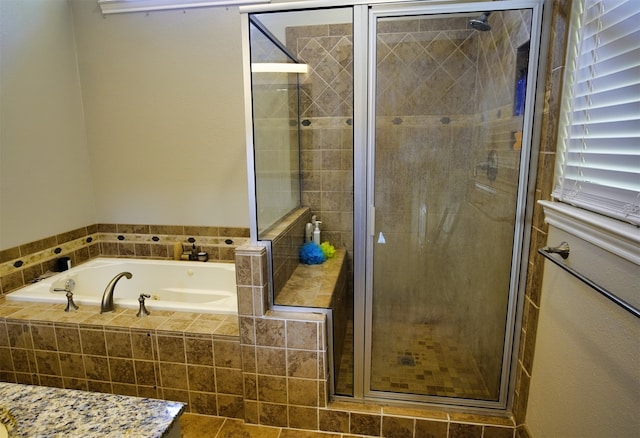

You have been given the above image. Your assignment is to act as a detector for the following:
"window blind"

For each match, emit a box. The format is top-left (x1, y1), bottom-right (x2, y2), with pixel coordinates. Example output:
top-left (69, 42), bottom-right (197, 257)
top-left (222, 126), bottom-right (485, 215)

top-left (553, 0), bottom-right (640, 226)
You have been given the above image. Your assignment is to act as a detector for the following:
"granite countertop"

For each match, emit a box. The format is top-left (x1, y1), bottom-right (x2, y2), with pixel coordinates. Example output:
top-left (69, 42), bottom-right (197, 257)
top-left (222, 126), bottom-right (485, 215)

top-left (0, 382), bottom-right (184, 437)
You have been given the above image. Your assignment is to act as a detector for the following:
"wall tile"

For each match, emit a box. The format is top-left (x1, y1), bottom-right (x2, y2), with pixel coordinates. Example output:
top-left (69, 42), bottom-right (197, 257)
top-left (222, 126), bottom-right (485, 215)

top-left (286, 320), bottom-right (318, 350)
top-left (105, 330), bottom-right (132, 358)
top-left (257, 374), bottom-right (287, 404)
top-left (159, 362), bottom-right (188, 390)
top-left (156, 334), bottom-right (185, 363)
top-left (255, 319), bottom-right (285, 348)
top-left (185, 336), bottom-right (213, 366)
top-left (31, 324), bottom-right (57, 351)
top-left (59, 353), bottom-right (85, 379)
top-left (187, 364), bottom-right (216, 393)
top-left (55, 325), bottom-right (82, 354)
top-left (134, 360), bottom-right (157, 386)
top-left (39, 375), bottom-right (63, 388)
top-left (130, 330), bottom-right (154, 360)
top-left (484, 425), bottom-right (516, 438)
top-left (109, 357), bottom-right (136, 384)
top-left (189, 391), bottom-right (218, 416)
top-left (216, 367), bottom-right (244, 396)
top-left (6, 323), bottom-right (32, 349)
top-left (287, 349), bottom-right (317, 379)
top-left (63, 377), bottom-right (88, 391)
top-left (34, 350), bottom-right (60, 376)
top-left (214, 340), bottom-right (242, 369)
top-left (288, 405), bottom-right (319, 430)
top-left (415, 418), bottom-right (448, 438)
top-left (259, 402), bottom-right (288, 427)
top-left (350, 412), bottom-right (381, 436)
top-left (80, 329), bottom-right (107, 356)
top-left (112, 382), bottom-right (137, 396)
top-left (288, 378), bottom-right (318, 407)
top-left (84, 355), bottom-right (110, 381)
top-left (450, 423), bottom-right (483, 438)
top-left (255, 347), bottom-right (287, 376)
top-left (162, 388), bottom-right (189, 405)
top-left (137, 385), bottom-right (159, 399)
top-left (217, 394), bottom-right (244, 419)
top-left (382, 415), bottom-right (414, 438)
top-left (319, 409), bottom-right (349, 433)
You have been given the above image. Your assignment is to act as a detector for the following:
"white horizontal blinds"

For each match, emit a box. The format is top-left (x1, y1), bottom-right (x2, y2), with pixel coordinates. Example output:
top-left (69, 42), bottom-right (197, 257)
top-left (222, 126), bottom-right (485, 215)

top-left (553, 0), bottom-right (640, 225)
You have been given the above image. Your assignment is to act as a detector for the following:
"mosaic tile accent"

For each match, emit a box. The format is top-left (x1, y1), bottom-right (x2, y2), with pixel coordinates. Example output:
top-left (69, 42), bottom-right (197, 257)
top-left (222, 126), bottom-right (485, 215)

top-left (0, 224), bottom-right (249, 296)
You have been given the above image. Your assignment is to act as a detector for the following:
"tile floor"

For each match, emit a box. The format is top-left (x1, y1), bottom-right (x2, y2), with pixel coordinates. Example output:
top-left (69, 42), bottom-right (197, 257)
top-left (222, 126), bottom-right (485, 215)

top-left (180, 413), bottom-right (375, 437)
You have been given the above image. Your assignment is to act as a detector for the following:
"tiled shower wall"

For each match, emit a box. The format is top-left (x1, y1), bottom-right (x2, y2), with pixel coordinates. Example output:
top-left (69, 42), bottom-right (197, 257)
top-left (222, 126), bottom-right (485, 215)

top-left (287, 23), bottom-right (355, 270)
top-left (282, 5), bottom-right (572, 435)
top-left (0, 224), bottom-right (249, 296)
top-left (515, 1), bottom-right (572, 436)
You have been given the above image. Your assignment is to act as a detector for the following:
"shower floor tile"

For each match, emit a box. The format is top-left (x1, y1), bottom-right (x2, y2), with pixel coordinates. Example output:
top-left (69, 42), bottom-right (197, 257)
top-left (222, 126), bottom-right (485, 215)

top-left (371, 321), bottom-right (490, 399)
top-left (335, 320), bottom-right (491, 400)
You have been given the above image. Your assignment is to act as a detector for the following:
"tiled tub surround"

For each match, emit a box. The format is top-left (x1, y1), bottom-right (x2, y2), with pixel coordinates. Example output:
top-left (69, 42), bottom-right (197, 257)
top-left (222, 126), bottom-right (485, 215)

top-left (0, 223), bottom-right (249, 297)
top-left (0, 300), bottom-right (243, 418)
top-left (0, 381), bottom-right (184, 437)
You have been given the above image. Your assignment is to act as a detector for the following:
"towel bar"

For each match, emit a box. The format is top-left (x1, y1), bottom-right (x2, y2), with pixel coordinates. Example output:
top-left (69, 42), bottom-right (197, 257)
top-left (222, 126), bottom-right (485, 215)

top-left (538, 243), bottom-right (639, 319)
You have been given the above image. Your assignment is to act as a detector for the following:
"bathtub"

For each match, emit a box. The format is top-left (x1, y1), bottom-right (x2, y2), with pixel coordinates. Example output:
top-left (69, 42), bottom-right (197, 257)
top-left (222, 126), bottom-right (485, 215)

top-left (6, 258), bottom-right (237, 314)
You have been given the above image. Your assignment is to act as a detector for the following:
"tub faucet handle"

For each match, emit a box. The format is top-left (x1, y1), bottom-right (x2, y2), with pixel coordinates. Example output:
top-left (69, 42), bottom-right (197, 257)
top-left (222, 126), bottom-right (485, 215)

top-left (53, 278), bottom-right (76, 293)
top-left (137, 293), bottom-right (151, 318)
top-left (64, 290), bottom-right (79, 312)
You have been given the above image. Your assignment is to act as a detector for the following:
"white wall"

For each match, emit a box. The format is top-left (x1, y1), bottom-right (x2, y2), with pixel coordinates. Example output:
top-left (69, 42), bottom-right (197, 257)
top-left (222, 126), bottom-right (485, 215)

top-left (0, 0), bottom-right (251, 250)
top-left (0, 0), bottom-right (95, 249)
top-left (526, 225), bottom-right (640, 437)
top-left (70, 0), bottom-right (249, 227)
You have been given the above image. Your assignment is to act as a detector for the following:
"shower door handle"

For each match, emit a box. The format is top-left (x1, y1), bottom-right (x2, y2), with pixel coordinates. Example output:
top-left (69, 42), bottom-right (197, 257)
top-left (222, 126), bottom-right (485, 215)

top-left (370, 205), bottom-right (376, 237)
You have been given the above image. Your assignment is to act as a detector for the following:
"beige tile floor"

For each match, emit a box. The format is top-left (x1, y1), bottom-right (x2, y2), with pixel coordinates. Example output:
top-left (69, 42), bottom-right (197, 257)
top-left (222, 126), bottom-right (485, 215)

top-left (180, 414), bottom-right (376, 437)
top-left (336, 320), bottom-right (491, 400)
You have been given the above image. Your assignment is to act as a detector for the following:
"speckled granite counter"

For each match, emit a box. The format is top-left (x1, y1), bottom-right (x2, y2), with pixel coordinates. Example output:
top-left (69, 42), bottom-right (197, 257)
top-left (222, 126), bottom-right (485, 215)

top-left (0, 382), bottom-right (184, 437)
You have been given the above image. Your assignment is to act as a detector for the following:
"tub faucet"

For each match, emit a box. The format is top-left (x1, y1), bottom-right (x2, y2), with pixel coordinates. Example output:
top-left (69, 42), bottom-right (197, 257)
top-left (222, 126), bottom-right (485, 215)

top-left (100, 272), bottom-right (132, 313)
top-left (53, 279), bottom-right (78, 312)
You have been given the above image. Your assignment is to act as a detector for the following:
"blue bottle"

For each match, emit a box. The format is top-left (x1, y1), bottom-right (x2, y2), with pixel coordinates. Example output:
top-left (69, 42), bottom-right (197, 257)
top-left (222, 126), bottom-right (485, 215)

top-left (514, 69), bottom-right (527, 116)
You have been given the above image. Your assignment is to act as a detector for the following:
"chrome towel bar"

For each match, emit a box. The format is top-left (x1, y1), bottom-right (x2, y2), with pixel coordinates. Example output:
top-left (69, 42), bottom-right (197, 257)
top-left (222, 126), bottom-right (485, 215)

top-left (538, 242), bottom-right (640, 319)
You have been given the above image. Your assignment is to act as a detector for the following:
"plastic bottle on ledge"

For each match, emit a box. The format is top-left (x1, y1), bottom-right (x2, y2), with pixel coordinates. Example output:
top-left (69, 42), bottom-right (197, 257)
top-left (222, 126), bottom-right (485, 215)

top-left (313, 220), bottom-right (322, 244)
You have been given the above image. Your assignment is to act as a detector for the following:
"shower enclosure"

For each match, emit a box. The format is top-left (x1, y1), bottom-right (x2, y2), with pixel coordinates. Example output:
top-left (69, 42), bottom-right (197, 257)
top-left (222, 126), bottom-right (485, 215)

top-left (242, 0), bottom-right (544, 411)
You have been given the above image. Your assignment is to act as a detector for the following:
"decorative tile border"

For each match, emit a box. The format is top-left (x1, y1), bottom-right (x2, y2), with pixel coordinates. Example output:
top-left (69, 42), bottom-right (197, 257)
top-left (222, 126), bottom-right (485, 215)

top-left (0, 224), bottom-right (249, 296)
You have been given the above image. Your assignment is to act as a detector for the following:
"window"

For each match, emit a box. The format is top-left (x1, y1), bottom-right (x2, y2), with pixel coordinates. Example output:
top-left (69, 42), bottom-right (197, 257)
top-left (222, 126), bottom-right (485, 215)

top-left (553, 0), bottom-right (640, 226)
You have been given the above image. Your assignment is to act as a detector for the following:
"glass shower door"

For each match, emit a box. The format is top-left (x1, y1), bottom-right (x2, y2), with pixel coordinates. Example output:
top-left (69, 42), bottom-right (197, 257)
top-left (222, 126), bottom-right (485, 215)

top-left (367, 7), bottom-right (536, 403)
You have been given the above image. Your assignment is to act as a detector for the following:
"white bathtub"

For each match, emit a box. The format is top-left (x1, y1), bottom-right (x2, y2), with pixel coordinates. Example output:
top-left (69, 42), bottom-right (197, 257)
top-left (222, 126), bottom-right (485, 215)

top-left (6, 258), bottom-right (237, 314)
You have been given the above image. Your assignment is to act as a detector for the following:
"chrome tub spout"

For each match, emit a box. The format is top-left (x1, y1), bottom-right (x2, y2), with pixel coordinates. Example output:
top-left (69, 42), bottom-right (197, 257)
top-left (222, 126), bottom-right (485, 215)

top-left (100, 272), bottom-right (132, 313)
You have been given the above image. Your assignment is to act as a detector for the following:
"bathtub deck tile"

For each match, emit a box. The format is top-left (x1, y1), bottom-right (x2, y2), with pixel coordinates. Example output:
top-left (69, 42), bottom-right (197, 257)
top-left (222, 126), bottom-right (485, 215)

top-left (132, 315), bottom-right (171, 330)
top-left (197, 313), bottom-right (229, 322)
top-left (187, 319), bottom-right (223, 334)
top-left (82, 311), bottom-right (124, 326)
top-left (111, 314), bottom-right (143, 328)
top-left (158, 318), bottom-right (194, 332)
top-left (0, 303), bottom-right (27, 317)
top-left (166, 311), bottom-right (202, 321)
top-left (214, 322), bottom-right (240, 337)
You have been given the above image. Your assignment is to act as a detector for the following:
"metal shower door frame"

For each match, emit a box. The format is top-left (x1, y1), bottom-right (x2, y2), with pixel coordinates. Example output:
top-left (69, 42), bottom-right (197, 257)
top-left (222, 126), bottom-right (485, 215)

top-left (356, 0), bottom-right (546, 411)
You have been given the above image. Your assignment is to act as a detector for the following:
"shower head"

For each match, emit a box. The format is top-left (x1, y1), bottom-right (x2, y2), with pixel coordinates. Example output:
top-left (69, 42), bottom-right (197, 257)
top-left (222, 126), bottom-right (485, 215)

top-left (469, 12), bottom-right (492, 31)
